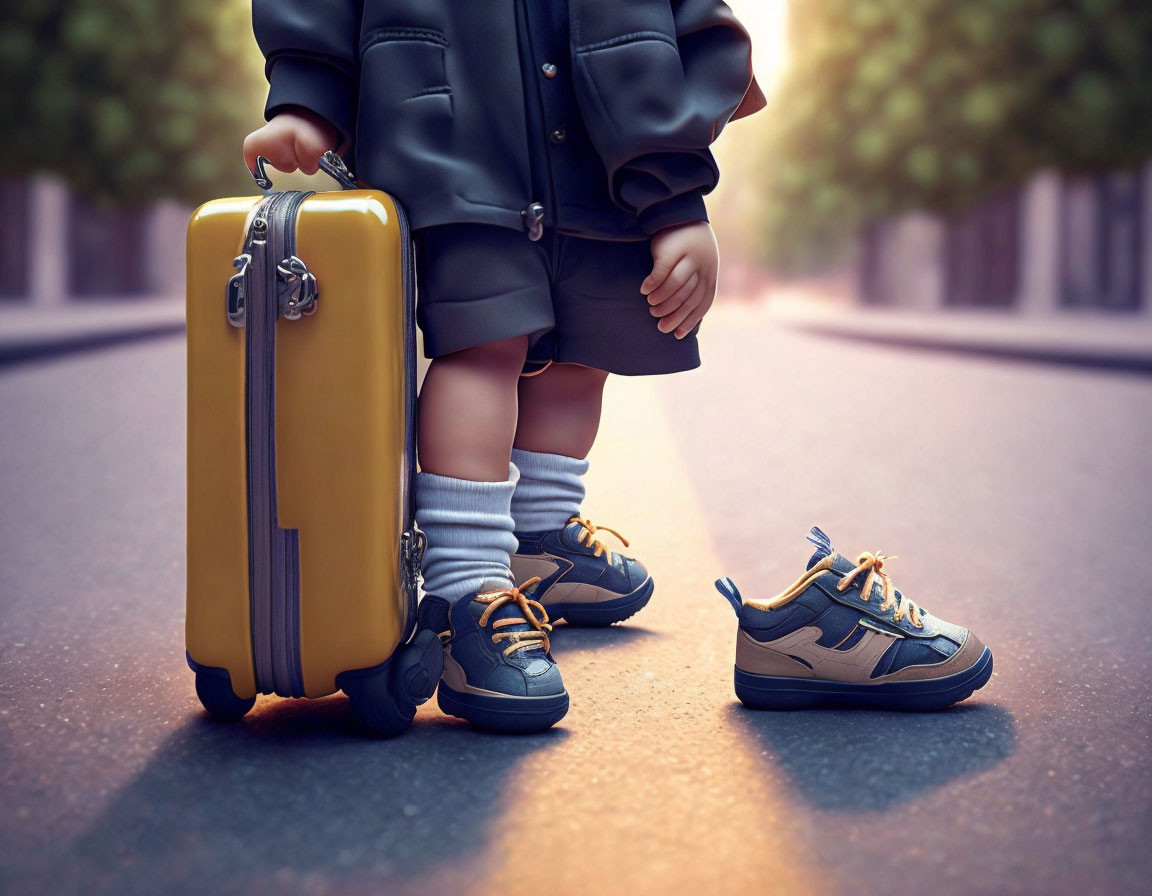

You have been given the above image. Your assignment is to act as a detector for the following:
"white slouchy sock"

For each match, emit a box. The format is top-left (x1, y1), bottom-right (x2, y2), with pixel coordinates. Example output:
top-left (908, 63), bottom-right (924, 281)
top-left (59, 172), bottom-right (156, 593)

top-left (415, 463), bottom-right (520, 603)
top-left (509, 448), bottom-right (590, 533)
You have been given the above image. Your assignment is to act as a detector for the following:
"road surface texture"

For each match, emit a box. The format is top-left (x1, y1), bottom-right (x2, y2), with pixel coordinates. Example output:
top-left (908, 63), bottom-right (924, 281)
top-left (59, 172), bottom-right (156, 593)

top-left (2, 301), bottom-right (1150, 895)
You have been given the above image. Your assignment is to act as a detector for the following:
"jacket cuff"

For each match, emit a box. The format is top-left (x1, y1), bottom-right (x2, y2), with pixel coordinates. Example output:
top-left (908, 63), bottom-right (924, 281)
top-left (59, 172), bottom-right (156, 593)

top-left (637, 191), bottom-right (710, 235)
top-left (264, 55), bottom-right (357, 153)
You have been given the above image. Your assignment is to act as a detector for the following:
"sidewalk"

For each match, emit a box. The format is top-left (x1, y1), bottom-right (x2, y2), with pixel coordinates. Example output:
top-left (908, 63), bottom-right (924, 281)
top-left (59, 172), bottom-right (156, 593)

top-left (0, 299), bottom-right (185, 367)
top-left (763, 287), bottom-right (1152, 374)
top-left (5, 288), bottom-right (1152, 375)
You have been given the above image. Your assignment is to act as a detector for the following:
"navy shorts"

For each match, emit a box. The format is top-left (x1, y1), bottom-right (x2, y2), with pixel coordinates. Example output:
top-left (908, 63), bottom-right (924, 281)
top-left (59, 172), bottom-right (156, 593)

top-left (411, 223), bottom-right (701, 376)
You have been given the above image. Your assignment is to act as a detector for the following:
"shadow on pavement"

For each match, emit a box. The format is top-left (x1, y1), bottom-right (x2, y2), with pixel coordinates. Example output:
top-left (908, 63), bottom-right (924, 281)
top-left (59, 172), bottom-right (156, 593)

top-left (25, 696), bottom-right (565, 894)
top-left (550, 624), bottom-right (660, 652)
top-left (727, 701), bottom-right (1016, 812)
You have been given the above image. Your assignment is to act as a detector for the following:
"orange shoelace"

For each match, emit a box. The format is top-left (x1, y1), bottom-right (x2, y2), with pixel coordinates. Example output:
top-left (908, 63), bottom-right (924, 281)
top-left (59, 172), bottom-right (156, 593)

top-left (836, 551), bottom-right (924, 627)
top-left (568, 516), bottom-right (629, 562)
top-left (474, 576), bottom-right (554, 657)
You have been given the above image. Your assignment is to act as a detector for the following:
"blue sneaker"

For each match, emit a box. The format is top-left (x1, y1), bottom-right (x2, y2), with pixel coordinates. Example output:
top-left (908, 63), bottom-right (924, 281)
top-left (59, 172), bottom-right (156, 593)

top-left (418, 577), bottom-right (569, 732)
top-left (510, 517), bottom-right (654, 627)
top-left (716, 527), bottom-right (993, 711)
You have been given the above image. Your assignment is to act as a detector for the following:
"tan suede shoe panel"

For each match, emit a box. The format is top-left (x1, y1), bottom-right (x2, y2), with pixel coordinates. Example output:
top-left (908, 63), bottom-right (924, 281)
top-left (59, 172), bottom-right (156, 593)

top-left (735, 625), bottom-right (899, 682)
top-left (735, 630), bottom-right (816, 678)
top-left (441, 645), bottom-right (513, 698)
top-left (870, 630), bottom-right (986, 683)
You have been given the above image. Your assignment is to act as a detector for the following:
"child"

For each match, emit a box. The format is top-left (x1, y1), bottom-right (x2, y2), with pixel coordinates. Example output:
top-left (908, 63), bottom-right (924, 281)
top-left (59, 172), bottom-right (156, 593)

top-left (244, 0), bottom-right (767, 732)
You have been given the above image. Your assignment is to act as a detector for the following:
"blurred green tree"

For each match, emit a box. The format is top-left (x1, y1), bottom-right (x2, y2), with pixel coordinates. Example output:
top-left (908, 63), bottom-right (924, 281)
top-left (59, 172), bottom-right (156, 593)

top-left (1, 0), bottom-right (265, 206)
top-left (758, 0), bottom-right (1152, 271)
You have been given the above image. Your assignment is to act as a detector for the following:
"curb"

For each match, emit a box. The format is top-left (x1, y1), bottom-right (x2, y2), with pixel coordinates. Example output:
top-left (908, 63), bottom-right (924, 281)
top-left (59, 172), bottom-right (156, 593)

top-left (0, 322), bottom-right (186, 369)
top-left (770, 306), bottom-right (1152, 376)
top-left (0, 304), bottom-right (186, 369)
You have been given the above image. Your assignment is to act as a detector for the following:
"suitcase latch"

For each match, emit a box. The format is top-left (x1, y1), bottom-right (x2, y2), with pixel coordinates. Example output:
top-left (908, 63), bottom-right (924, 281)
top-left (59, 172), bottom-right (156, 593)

top-left (277, 255), bottom-right (319, 320)
top-left (226, 253), bottom-right (252, 328)
top-left (401, 528), bottom-right (426, 595)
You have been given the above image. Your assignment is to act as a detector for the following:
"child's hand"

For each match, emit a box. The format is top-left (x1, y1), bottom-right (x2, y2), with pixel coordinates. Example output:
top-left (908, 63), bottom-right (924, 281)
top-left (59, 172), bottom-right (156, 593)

top-left (242, 108), bottom-right (341, 178)
top-left (639, 220), bottom-right (719, 339)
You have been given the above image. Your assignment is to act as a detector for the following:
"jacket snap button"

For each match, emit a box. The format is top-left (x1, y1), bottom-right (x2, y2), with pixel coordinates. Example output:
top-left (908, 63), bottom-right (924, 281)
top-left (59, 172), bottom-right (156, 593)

top-left (521, 202), bottom-right (545, 241)
top-left (542, 63), bottom-right (557, 79)
top-left (549, 128), bottom-right (567, 144)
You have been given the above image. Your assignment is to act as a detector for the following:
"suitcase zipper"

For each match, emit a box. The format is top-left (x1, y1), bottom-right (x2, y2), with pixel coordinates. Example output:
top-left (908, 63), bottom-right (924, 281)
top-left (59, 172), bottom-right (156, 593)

top-left (271, 190), bottom-right (313, 698)
top-left (241, 190), bottom-right (314, 697)
top-left (242, 192), bottom-right (281, 696)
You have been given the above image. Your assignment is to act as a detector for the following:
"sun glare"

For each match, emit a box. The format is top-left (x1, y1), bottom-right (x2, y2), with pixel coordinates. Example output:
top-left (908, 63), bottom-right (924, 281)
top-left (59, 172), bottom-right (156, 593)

top-left (726, 0), bottom-right (789, 94)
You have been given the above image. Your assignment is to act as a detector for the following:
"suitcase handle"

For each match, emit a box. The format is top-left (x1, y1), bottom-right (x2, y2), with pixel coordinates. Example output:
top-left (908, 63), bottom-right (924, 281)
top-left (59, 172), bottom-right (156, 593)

top-left (249, 151), bottom-right (359, 192)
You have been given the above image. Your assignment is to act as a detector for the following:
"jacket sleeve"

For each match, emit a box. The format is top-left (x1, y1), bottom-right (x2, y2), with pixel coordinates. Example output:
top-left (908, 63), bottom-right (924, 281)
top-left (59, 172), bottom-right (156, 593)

top-left (252, 0), bottom-right (364, 153)
top-left (571, 0), bottom-right (768, 234)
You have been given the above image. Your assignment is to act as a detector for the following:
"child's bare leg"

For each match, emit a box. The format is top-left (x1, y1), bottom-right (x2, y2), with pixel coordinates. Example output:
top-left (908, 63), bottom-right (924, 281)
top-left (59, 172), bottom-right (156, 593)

top-left (415, 335), bottom-right (528, 603)
top-left (511, 363), bottom-right (608, 531)
top-left (418, 335), bottom-right (529, 480)
top-left (513, 362), bottom-right (610, 459)
top-left (508, 361), bottom-right (651, 625)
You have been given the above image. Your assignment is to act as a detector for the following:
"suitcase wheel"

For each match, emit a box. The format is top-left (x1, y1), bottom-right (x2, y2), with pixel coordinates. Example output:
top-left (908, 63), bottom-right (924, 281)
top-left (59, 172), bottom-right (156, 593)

top-left (341, 629), bottom-right (445, 737)
top-left (194, 668), bottom-right (257, 721)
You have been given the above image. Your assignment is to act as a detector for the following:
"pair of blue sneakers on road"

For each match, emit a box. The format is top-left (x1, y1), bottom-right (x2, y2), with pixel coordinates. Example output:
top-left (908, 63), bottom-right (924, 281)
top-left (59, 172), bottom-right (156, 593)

top-left (417, 521), bottom-right (993, 733)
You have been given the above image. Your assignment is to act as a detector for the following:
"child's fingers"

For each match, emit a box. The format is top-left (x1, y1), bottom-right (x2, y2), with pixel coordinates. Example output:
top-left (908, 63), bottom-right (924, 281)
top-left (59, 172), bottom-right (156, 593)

top-left (640, 249), bottom-right (688, 296)
top-left (242, 132), bottom-right (280, 176)
top-left (674, 295), bottom-right (713, 338)
top-left (649, 271), bottom-right (700, 318)
top-left (242, 139), bottom-right (259, 176)
top-left (294, 132), bottom-right (327, 174)
top-left (644, 256), bottom-right (696, 305)
top-left (656, 287), bottom-right (702, 335)
top-left (672, 279), bottom-right (716, 337)
top-left (640, 258), bottom-right (671, 296)
top-left (248, 137), bottom-right (298, 178)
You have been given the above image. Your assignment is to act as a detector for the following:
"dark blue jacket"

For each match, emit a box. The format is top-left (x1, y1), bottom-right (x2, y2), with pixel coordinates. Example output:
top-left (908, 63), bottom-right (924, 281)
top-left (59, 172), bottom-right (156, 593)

top-left (253, 0), bottom-right (767, 239)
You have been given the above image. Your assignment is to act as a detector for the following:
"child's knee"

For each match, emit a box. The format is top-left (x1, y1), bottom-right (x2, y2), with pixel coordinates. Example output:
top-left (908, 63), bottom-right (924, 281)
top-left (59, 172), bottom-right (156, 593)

top-left (565, 363), bottom-right (610, 384)
top-left (525, 362), bottom-right (610, 394)
top-left (438, 335), bottom-right (530, 375)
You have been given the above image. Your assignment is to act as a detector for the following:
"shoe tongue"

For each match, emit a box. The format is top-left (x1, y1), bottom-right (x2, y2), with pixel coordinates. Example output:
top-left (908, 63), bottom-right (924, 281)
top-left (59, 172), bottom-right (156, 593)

top-left (560, 520), bottom-right (587, 548)
top-left (804, 526), bottom-right (858, 575)
top-left (473, 583), bottom-right (546, 650)
top-left (805, 526), bottom-right (834, 570)
top-left (561, 520), bottom-right (610, 560)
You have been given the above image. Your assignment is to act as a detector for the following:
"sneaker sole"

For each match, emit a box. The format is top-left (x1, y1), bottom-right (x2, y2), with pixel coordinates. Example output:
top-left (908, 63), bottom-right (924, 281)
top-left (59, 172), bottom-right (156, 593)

top-left (547, 576), bottom-right (655, 627)
top-left (734, 646), bottom-right (993, 712)
top-left (437, 683), bottom-right (570, 733)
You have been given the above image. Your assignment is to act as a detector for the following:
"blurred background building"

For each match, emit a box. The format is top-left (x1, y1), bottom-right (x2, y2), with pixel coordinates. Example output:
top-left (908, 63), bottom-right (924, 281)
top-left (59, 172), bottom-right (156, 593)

top-left (2, 0), bottom-right (1150, 320)
top-left (0, 1), bottom-right (259, 308)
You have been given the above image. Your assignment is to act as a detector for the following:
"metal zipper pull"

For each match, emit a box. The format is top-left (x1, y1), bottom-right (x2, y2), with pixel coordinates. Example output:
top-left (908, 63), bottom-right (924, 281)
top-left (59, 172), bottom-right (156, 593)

top-left (276, 254), bottom-right (319, 320)
top-left (226, 254), bottom-right (252, 327)
top-left (224, 215), bottom-right (269, 328)
top-left (401, 528), bottom-right (426, 597)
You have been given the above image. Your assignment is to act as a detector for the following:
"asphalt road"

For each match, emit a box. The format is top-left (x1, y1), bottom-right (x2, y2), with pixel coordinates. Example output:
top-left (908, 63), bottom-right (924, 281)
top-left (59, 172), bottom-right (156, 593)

top-left (1, 302), bottom-right (1150, 895)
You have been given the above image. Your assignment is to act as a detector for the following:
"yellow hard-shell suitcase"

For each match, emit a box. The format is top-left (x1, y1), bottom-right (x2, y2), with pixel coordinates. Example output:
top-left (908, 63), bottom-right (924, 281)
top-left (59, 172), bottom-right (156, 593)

top-left (185, 153), bottom-right (442, 736)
